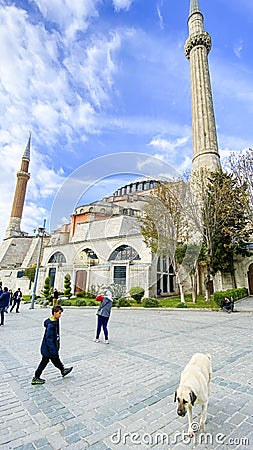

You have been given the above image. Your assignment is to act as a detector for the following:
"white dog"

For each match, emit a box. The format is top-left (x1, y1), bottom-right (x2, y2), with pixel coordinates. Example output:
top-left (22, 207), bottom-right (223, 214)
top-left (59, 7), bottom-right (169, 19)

top-left (174, 353), bottom-right (212, 437)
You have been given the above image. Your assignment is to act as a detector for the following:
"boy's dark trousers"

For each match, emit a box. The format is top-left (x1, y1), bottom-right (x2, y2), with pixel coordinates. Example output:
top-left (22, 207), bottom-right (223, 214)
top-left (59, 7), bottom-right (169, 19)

top-left (0, 307), bottom-right (5, 325)
top-left (35, 355), bottom-right (64, 378)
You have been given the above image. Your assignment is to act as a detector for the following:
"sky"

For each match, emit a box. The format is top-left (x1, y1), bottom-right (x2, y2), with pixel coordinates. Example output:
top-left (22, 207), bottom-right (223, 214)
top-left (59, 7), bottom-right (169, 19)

top-left (0, 0), bottom-right (253, 241)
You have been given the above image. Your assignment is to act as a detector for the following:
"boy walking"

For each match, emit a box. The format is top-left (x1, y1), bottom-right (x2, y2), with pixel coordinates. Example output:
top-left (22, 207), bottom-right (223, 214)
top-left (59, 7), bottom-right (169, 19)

top-left (31, 305), bottom-right (73, 385)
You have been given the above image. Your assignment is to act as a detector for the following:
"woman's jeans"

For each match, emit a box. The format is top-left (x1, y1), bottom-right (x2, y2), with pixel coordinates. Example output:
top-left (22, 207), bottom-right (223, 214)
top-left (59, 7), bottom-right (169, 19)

top-left (96, 315), bottom-right (109, 340)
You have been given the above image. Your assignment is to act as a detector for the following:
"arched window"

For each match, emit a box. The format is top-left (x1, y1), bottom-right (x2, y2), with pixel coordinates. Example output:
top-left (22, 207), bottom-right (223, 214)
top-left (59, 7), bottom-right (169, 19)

top-left (157, 257), bottom-right (175, 294)
top-left (109, 245), bottom-right (140, 261)
top-left (48, 252), bottom-right (66, 264)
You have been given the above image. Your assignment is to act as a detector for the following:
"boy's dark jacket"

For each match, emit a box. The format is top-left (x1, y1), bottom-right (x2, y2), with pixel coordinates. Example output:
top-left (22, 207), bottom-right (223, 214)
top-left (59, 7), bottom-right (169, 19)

top-left (41, 317), bottom-right (60, 357)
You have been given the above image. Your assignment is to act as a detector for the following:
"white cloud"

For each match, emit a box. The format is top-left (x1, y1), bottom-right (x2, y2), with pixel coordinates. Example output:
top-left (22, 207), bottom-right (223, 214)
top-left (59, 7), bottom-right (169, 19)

top-left (34, 0), bottom-right (101, 40)
top-left (156, 0), bottom-right (164, 30)
top-left (63, 32), bottom-right (121, 109)
top-left (234, 39), bottom-right (243, 58)
top-left (113, 0), bottom-right (133, 12)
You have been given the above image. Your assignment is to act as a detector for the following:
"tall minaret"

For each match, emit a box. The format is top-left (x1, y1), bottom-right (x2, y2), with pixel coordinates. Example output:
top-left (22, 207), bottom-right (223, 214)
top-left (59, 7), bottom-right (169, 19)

top-left (5, 134), bottom-right (31, 239)
top-left (185, 0), bottom-right (221, 172)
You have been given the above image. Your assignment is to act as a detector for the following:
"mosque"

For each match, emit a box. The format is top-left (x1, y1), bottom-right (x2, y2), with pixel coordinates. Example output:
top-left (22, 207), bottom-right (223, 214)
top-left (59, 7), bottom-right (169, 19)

top-left (0, 0), bottom-right (253, 297)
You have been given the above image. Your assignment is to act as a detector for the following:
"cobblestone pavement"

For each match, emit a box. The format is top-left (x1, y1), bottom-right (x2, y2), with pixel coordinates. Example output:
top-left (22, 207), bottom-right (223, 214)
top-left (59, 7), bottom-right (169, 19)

top-left (0, 298), bottom-right (253, 450)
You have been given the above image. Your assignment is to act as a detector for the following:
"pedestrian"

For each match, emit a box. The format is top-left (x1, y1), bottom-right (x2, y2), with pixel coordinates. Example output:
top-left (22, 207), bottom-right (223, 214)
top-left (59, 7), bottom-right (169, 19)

top-left (0, 287), bottom-right (11, 326)
top-left (10, 288), bottom-right (22, 313)
top-left (5, 289), bottom-right (12, 313)
top-left (53, 288), bottom-right (59, 307)
top-left (93, 290), bottom-right (113, 344)
top-left (31, 305), bottom-right (73, 385)
top-left (221, 296), bottom-right (234, 313)
top-left (9, 289), bottom-right (13, 306)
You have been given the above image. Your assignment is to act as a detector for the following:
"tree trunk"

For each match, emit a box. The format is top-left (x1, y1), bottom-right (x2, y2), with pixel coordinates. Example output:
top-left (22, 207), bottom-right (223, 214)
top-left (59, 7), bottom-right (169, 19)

top-left (178, 278), bottom-right (185, 303)
top-left (191, 272), bottom-right (197, 303)
top-left (204, 267), bottom-right (211, 301)
top-left (231, 269), bottom-right (237, 289)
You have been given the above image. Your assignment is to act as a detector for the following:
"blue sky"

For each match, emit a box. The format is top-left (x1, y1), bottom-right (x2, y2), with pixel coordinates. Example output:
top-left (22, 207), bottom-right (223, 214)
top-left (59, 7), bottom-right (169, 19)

top-left (0, 0), bottom-right (253, 241)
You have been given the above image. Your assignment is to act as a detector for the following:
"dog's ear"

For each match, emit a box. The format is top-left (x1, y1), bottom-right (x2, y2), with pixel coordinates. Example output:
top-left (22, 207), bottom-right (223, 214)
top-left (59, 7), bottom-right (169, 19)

top-left (190, 391), bottom-right (197, 406)
top-left (174, 391), bottom-right (177, 402)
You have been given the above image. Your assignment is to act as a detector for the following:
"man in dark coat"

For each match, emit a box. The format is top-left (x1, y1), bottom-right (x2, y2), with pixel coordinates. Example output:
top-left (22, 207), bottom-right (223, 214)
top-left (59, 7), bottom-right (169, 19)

top-left (31, 305), bottom-right (73, 385)
top-left (10, 288), bottom-right (22, 313)
top-left (0, 287), bottom-right (11, 326)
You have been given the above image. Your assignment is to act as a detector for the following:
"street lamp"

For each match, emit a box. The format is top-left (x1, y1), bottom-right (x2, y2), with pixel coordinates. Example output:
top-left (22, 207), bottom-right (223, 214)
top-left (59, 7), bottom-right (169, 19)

top-left (30, 219), bottom-right (46, 309)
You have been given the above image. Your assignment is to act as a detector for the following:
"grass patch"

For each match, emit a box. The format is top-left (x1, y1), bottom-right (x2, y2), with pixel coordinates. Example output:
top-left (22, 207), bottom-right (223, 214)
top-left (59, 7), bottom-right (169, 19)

top-left (159, 294), bottom-right (219, 309)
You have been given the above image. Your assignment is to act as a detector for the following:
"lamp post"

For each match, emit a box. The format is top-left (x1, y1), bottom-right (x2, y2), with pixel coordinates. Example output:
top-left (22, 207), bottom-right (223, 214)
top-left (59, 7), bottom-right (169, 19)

top-left (85, 249), bottom-right (95, 293)
top-left (30, 219), bottom-right (46, 309)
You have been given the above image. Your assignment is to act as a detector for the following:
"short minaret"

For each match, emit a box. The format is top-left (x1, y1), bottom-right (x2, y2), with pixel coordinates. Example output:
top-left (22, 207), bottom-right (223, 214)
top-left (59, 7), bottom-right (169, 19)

top-left (5, 134), bottom-right (31, 239)
top-left (185, 0), bottom-right (221, 172)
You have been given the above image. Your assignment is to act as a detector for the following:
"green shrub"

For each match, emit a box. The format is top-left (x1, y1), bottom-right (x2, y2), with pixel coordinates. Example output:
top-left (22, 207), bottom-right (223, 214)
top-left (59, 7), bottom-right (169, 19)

top-left (64, 274), bottom-right (72, 298)
top-left (76, 291), bottom-right (86, 298)
top-left (74, 299), bottom-right (87, 306)
top-left (43, 276), bottom-right (51, 299)
top-left (117, 297), bottom-right (131, 307)
top-left (142, 297), bottom-right (159, 308)
top-left (129, 286), bottom-right (145, 304)
top-left (88, 300), bottom-right (97, 306)
top-left (213, 287), bottom-right (248, 307)
top-left (176, 302), bottom-right (188, 308)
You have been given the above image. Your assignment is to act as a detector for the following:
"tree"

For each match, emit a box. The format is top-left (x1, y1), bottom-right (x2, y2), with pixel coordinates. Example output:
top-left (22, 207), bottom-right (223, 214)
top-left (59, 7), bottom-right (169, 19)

top-left (140, 181), bottom-right (202, 303)
top-left (195, 170), bottom-right (252, 297)
top-left (43, 277), bottom-right (51, 299)
top-left (24, 264), bottom-right (36, 289)
top-left (64, 274), bottom-right (72, 298)
top-left (226, 148), bottom-right (253, 227)
top-left (129, 286), bottom-right (145, 304)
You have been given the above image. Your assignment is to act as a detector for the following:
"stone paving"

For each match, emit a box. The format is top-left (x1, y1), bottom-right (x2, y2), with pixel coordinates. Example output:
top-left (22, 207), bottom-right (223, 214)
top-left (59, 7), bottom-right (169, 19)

top-left (0, 297), bottom-right (253, 450)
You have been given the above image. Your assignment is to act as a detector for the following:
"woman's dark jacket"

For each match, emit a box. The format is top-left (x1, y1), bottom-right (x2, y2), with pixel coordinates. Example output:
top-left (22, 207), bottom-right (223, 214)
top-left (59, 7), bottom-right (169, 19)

top-left (97, 297), bottom-right (113, 318)
top-left (41, 317), bottom-right (60, 357)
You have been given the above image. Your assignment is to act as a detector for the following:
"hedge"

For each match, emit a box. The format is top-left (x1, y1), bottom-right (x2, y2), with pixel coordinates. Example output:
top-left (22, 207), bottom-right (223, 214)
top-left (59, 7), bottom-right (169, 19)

top-left (213, 287), bottom-right (248, 307)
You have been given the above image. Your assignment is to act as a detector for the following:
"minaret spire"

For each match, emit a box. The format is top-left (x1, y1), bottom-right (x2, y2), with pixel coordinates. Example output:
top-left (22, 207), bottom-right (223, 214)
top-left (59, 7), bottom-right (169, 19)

top-left (185, 0), bottom-right (221, 172)
top-left (5, 135), bottom-right (31, 239)
top-left (189, 0), bottom-right (201, 16)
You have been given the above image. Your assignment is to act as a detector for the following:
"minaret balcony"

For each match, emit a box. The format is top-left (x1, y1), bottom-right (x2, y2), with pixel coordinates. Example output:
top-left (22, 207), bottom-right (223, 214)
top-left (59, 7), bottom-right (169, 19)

top-left (184, 32), bottom-right (211, 59)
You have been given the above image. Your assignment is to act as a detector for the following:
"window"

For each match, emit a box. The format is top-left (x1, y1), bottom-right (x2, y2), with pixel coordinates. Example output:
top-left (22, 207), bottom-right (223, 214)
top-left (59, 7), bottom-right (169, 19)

top-left (114, 266), bottom-right (126, 286)
top-left (49, 268), bottom-right (56, 287)
top-left (109, 245), bottom-right (140, 261)
top-left (17, 270), bottom-right (24, 278)
top-left (48, 252), bottom-right (66, 264)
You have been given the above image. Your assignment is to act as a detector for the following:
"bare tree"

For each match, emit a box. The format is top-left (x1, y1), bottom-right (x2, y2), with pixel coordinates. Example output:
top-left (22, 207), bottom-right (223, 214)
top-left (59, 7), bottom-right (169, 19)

top-left (225, 148), bottom-right (253, 226)
top-left (140, 181), bottom-right (202, 303)
top-left (191, 169), bottom-right (252, 298)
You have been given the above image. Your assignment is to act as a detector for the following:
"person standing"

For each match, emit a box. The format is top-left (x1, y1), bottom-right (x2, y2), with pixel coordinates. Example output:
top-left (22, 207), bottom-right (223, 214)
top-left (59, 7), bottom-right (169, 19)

top-left (53, 288), bottom-right (59, 307)
top-left (93, 290), bottom-right (113, 344)
top-left (31, 305), bottom-right (73, 385)
top-left (0, 287), bottom-right (11, 326)
top-left (10, 288), bottom-right (22, 313)
top-left (7, 289), bottom-right (13, 311)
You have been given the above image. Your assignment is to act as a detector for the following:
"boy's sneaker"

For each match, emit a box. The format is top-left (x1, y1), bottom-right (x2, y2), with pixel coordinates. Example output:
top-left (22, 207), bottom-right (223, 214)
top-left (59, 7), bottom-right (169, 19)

top-left (104, 340), bottom-right (109, 344)
top-left (31, 377), bottom-right (45, 385)
top-left (62, 367), bottom-right (73, 377)
top-left (93, 338), bottom-right (100, 343)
